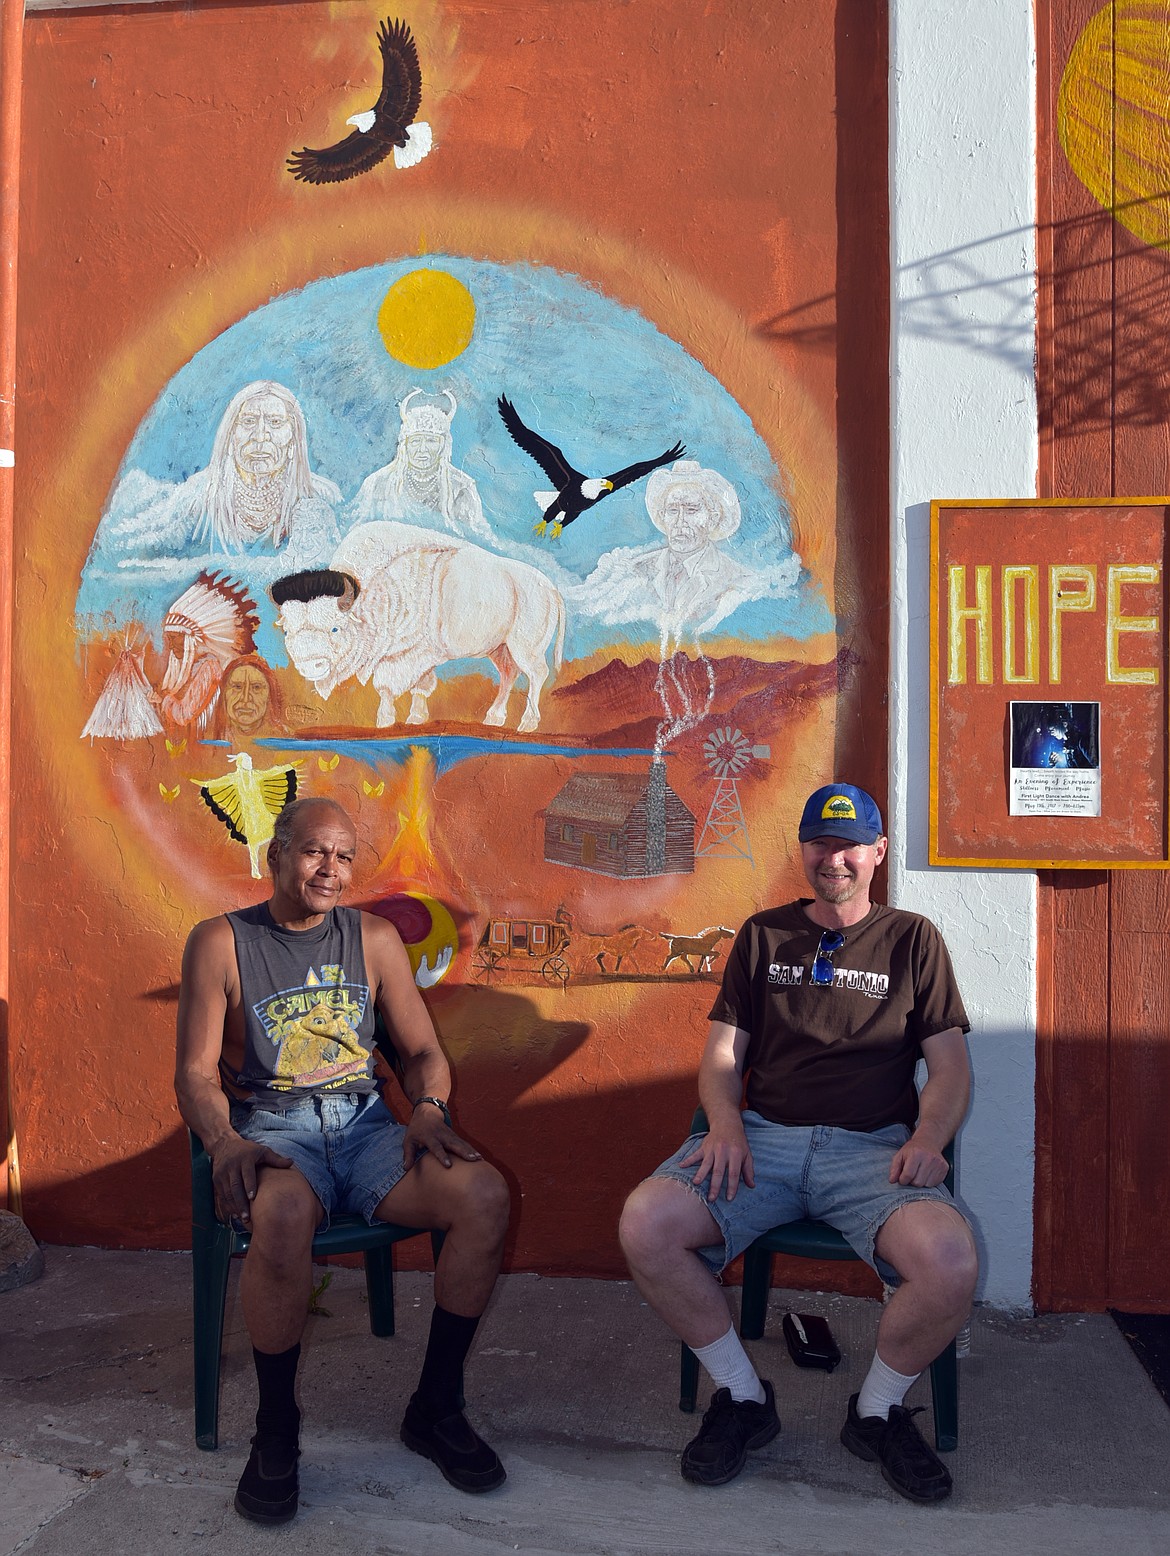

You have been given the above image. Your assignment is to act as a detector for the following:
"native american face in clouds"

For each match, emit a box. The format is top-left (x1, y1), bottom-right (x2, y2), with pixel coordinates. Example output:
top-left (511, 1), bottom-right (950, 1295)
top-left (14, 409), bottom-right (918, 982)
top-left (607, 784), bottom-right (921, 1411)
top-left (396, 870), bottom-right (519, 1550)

top-left (230, 391), bottom-right (296, 481)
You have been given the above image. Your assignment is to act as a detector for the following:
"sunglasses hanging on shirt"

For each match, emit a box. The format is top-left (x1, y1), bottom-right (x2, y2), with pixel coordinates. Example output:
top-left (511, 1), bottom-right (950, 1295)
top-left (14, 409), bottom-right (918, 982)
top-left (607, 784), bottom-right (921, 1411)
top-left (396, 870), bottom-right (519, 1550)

top-left (810, 929), bottom-right (845, 986)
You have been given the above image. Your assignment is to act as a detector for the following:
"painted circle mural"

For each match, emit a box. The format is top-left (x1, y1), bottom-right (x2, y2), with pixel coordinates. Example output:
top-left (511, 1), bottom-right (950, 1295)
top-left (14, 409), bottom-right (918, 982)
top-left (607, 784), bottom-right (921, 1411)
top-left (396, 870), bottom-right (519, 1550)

top-left (73, 254), bottom-right (836, 988)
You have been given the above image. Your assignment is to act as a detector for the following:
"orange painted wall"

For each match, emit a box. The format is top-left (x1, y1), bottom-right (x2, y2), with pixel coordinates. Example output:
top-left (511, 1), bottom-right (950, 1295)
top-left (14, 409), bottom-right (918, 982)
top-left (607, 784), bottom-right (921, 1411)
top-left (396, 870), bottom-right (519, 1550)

top-left (11, 0), bottom-right (888, 1275)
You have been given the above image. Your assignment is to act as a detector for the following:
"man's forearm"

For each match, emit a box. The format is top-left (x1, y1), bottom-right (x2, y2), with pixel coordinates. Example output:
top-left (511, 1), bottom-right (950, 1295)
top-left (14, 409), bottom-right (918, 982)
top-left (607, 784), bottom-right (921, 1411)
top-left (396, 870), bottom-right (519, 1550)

top-left (913, 1071), bottom-right (970, 1152)
top-left (175, 1070), bottom-right (238, 1154)
top-left (398, 1047), bottom-right (454, 1108)
top-left (698, 1059), bottom-right (746, 1135)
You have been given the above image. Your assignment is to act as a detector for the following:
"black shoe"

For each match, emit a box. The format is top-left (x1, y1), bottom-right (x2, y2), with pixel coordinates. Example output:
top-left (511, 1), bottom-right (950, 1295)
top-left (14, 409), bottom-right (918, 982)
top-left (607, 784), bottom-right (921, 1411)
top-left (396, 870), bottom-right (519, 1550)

top-left (234, 1433), bottom-right (300, 1525)
top-left (400, 1393), bottom-right (506, 1493)
top-left (840, 1393), bottom-right (952, 1503)
top-left (680, 1380), bottom-right (781, 1486)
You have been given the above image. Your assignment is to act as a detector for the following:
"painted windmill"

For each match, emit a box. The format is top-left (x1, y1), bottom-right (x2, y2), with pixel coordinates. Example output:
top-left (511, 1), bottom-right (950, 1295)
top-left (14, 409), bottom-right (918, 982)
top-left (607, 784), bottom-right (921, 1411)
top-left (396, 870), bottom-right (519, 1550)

top-left (695, 727), bottom-right (769, 865)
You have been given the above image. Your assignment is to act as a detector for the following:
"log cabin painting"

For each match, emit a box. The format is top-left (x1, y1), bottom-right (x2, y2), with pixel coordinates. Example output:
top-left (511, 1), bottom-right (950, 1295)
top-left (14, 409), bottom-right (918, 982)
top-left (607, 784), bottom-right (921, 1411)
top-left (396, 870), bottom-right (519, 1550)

top-left (543, 763), bottom-right (696, 880)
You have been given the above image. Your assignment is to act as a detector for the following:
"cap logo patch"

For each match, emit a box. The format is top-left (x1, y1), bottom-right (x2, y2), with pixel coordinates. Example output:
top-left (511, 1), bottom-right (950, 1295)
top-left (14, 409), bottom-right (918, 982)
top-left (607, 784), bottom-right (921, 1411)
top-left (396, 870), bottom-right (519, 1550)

top-left (822, 795), bottom-right (857, 821)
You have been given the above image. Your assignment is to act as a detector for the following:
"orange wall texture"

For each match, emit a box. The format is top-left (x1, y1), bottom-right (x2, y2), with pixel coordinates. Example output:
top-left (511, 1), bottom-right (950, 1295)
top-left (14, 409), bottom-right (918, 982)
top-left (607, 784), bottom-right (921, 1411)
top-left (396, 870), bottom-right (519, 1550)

top-left (12, 0), bottom-right (888, 1273)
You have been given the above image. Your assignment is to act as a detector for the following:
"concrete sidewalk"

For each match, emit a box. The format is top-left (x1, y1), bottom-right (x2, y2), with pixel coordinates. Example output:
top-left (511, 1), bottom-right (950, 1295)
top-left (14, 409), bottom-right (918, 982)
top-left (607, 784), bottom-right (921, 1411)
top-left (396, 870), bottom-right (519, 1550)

top-left (3, 1247), bottom-right (1169, 1555)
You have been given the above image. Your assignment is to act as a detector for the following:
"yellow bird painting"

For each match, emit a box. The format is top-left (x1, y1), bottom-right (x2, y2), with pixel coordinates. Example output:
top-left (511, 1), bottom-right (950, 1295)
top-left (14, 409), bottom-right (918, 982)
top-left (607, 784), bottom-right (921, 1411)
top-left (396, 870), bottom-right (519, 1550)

top-left (191, 752), bottom-right (301, 878)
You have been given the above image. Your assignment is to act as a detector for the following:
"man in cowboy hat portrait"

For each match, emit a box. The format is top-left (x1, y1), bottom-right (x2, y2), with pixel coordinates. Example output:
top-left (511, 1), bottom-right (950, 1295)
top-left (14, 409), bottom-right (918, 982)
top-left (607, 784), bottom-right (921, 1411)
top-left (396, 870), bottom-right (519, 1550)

top-left (568, 458), bottom-right (798, 637)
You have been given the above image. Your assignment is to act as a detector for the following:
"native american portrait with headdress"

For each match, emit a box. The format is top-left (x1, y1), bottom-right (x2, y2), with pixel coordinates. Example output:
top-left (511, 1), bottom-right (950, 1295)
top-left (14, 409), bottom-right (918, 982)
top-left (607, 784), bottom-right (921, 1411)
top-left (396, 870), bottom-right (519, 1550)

top-left (154, 572), bottom-right (261, 735)
top-left (349, 387), bottom-right (493, 542)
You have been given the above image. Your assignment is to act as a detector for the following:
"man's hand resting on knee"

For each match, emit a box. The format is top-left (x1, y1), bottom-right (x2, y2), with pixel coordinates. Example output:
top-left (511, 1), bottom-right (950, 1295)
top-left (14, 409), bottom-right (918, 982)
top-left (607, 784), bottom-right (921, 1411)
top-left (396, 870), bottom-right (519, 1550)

top-left (888, 1131), bottom-right (948, 1188)
top-left (404, 1103), bottom-right (482, 1171)
top-left (211, 1134), bottom-right (293, 1225)
top-left (678, 1126), bottom-right (756, 1203)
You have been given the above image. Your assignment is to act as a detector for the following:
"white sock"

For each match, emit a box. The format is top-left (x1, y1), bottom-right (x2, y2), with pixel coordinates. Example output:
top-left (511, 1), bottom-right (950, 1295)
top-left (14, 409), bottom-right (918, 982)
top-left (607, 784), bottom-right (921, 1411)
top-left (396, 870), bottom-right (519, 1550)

top-left (691, 1326), bottom-right (766, 1404)
top-left (856, 1351), bottom-right (919, 1420)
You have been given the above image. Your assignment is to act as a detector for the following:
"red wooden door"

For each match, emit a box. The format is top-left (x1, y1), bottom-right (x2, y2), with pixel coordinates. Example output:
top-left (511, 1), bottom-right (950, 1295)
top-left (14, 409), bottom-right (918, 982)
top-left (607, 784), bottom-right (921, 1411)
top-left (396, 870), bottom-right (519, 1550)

top-left (1035, 0), bottom-right (1170, 1310)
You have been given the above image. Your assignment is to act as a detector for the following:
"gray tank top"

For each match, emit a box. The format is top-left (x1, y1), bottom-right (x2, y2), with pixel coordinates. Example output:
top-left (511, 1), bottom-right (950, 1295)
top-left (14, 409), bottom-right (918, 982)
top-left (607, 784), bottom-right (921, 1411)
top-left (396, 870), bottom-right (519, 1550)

top-left (223, 902), bottom-right (377, 1108)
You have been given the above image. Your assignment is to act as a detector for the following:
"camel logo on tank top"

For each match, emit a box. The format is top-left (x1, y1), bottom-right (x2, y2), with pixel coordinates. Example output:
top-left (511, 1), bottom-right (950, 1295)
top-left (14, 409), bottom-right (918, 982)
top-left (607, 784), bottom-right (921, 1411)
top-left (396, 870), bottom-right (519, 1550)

top-left (253, 964), bottom-right (371, 1090)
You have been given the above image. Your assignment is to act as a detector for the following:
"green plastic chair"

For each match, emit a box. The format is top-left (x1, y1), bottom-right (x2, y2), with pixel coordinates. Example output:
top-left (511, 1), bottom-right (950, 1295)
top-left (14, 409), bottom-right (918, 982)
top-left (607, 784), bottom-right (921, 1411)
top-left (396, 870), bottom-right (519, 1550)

top-left (189, 1129), bottom-right (444, 1450)
top-left (677, 1107), bottom-right (960, 1452)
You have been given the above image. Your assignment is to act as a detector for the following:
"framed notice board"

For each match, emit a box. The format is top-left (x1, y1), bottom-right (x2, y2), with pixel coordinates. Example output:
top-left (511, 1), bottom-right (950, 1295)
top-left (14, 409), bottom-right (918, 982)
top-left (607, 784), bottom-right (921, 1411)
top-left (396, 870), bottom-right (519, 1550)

top-left (930, 498), bottom-right (1169, 867)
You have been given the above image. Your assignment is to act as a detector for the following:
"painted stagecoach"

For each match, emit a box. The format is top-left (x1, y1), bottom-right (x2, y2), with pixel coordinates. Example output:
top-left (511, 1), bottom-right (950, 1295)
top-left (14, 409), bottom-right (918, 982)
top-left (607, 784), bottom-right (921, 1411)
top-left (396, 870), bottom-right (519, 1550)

top-left (472, 915), bottom-right (572, 988)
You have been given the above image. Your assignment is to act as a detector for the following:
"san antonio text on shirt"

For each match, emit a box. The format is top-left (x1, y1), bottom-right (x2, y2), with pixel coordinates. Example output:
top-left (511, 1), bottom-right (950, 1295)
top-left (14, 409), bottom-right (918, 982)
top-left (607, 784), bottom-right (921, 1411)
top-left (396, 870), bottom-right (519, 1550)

top-left (767, 963), bottom-right (890, 999)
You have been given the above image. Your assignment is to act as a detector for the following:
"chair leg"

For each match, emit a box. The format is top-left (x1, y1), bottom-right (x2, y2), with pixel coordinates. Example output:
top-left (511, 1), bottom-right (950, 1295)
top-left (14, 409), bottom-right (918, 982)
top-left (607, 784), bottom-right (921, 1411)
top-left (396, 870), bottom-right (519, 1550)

top-left (192, 1224), bottom-right (235, 1451)
top-left (928, 1338), bottom-right (959, 1452)
top-left (739, 1245), bottom-right (773, 1340)
top-left (679, 1343), bottom-right (700, 1413)
top-left (364, 1243), bottom-right (396, 1338)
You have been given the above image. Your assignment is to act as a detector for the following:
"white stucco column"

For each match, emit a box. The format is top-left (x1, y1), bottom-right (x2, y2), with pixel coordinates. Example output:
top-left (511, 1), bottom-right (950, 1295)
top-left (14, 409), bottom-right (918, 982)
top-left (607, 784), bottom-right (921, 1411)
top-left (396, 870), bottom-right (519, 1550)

top-left (889, 0), bottom-right (1038, 1310)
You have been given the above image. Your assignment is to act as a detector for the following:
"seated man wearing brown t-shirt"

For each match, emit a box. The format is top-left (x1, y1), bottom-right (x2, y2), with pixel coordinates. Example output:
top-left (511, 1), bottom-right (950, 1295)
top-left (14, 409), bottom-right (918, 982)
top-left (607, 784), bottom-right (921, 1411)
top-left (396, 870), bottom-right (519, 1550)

top-left (619, 783), bottom-right (976, 1504)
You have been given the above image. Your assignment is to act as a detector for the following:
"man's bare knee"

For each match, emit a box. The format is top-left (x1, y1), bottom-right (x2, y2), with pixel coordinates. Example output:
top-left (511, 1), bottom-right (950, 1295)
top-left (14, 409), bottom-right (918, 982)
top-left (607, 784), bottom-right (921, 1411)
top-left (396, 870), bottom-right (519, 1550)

top-left (880, 1204), bottom-right (978, 1302)
top-left (248, 1173), bottom-right (320, 1261)
top-left (445, 1161), bottom-right (510, 1242)
top-left (380, 1156), bottom-right (510, 1242)
top-left (620, 1177), bottom-right (713, 1263)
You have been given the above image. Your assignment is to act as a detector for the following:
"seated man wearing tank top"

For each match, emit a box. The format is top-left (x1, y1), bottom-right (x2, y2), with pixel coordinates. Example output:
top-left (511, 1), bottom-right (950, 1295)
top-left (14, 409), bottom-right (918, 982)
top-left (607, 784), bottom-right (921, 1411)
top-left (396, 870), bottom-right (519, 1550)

top-left (175, 796), bottom-right (510, 1525)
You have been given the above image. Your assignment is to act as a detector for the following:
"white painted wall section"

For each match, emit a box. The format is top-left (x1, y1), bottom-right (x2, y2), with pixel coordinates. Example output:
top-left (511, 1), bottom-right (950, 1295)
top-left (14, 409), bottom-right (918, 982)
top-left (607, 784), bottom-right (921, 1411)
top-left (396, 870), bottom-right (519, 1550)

top-left (889, 1), bottom-right (1038, 1311)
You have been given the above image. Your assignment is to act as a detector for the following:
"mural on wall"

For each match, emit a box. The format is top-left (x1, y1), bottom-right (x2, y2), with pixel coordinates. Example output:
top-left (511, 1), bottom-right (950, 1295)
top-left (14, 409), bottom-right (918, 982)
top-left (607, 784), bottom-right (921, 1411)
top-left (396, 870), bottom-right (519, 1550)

top-left (16, 0), bottom-right (891, 1256)
top-left (74, 246), bottom-right (835, 986)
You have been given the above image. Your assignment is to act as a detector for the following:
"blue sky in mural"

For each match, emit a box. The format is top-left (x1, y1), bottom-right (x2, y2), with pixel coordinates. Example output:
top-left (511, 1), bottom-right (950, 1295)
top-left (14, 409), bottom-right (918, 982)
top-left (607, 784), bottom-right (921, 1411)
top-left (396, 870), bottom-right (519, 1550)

top-left (76, 257), bottom-right (831, 663)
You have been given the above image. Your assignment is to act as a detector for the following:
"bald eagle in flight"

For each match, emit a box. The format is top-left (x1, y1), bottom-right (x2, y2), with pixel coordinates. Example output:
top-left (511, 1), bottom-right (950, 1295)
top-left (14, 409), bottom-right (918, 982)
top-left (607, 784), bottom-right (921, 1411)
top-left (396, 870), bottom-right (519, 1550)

top-left (287, 17), bottom-right (432, 185)
top-left (497, 395), bottom-right (686, 539)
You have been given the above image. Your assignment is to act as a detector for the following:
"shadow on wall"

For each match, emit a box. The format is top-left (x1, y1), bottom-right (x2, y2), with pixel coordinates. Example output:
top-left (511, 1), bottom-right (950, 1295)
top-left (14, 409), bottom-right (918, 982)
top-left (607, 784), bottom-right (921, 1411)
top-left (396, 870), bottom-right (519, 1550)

top-left (762, 194), bottom-right (1170, 439)
top-left (19, 977), bottom-right (883, 1298)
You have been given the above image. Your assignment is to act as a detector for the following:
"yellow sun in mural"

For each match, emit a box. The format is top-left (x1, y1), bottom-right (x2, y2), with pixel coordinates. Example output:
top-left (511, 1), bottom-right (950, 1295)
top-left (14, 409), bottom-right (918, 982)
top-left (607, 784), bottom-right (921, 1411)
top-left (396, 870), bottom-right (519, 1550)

top-left (1059, 1), bottom-right (1170, 248)
top-left (377, 269), bottom-right (476, 368)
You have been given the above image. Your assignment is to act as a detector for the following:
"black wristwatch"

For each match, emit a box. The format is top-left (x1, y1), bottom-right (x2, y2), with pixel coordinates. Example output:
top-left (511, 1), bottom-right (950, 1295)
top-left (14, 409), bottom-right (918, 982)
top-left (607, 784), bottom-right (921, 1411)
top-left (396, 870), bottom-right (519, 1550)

top-left (414, 1095), bottom-right (452, 1128)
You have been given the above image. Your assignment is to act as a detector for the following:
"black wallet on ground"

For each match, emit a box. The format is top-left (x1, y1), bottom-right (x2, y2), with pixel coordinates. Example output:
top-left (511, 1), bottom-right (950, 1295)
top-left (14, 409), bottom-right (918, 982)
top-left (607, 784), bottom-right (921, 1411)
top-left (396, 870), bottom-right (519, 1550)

top-left (782, 1311), bottom-right (841, 1372)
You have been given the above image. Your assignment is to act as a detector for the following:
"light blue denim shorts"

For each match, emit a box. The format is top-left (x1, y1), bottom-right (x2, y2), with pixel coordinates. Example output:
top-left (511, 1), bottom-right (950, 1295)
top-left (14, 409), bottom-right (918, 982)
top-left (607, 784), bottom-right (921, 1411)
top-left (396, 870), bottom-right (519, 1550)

top-left (229, 1090), bottom-right (410, 1231)
top-left (652, 1110), bottom-right (963, 1285)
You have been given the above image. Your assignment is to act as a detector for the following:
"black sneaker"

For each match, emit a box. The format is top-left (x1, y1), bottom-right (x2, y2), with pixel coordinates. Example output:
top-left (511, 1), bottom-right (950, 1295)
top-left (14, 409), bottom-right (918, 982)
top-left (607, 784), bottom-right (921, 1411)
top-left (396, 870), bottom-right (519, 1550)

top-left (840, 1393), bottom-right (952, 1503)
top-left (234, 1433), bottom-right (300, 1525)
top-left (680, 1381), bottom-right (781, 1486)
top-left (400, 1393), bottom-right (506, 1493)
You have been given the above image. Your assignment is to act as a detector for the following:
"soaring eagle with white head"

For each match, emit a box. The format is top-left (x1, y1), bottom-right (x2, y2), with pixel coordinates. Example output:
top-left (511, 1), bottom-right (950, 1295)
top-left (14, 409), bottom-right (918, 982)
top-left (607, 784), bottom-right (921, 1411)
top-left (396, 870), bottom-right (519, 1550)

top-left (287, 17), bottom-right (433, 185)
top-left (497, 396), bottom-right (686, 540)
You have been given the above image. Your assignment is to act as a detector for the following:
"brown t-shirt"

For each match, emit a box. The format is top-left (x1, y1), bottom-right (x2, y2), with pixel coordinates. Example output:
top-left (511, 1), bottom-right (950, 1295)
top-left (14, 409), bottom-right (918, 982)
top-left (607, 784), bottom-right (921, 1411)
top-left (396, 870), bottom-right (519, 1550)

top-left (708, 901), bottom-right (970, 1132)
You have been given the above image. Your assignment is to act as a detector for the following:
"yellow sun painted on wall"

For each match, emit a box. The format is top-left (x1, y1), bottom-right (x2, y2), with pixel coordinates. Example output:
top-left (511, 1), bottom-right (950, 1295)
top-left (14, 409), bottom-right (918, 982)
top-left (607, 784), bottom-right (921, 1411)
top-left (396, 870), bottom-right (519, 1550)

top-left (1059, 1), bottom-right (1170, 248)
top-left (377, 268), bottom-right (476, 368)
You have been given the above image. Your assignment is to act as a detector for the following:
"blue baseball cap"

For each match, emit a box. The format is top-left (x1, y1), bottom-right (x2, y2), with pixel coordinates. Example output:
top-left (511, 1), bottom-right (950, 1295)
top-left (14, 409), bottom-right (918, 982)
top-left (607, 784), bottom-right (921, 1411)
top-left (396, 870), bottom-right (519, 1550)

top-left (798, 783), bottom-right (884, 845)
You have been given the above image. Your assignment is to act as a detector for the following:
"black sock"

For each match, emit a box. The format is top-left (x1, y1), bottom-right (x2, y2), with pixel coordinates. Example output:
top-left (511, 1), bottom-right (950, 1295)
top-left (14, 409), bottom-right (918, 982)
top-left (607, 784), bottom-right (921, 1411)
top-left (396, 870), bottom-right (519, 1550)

top-left (253, 1343), bottom-right (301, 1442)
top-left (413, 1306), bottom-right (480, 1418)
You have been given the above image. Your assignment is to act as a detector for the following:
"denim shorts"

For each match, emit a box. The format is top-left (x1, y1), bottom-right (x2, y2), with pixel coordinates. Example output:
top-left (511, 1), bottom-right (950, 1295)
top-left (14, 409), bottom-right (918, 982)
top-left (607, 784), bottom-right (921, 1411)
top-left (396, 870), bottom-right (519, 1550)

top-left (652, 1110), bottom-right (965, 1285)
top-left (229, 1090), bottom-right (410, 1232)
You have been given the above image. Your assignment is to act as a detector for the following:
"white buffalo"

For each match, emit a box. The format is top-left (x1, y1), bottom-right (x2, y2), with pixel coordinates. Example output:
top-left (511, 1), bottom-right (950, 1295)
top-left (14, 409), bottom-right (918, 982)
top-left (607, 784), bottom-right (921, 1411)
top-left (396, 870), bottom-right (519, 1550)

top-left (271, 522), bottom-right (565, 731)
